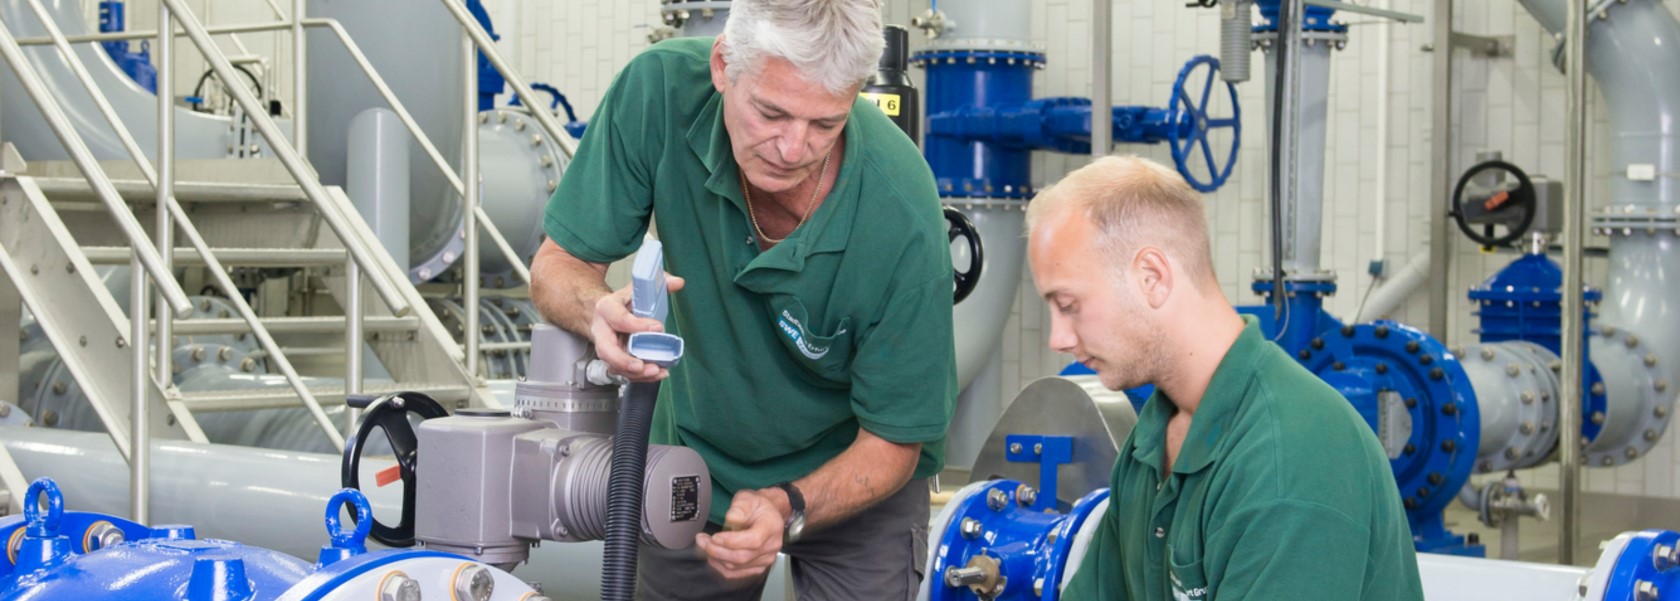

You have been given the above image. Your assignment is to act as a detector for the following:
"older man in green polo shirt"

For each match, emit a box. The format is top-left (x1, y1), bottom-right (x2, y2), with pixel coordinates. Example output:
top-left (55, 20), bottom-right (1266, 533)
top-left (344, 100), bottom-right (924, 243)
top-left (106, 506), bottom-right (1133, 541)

top-left (530, 0), bottom-right (955, 598)
top-left (1027, 156), bottom-right (1423, 600)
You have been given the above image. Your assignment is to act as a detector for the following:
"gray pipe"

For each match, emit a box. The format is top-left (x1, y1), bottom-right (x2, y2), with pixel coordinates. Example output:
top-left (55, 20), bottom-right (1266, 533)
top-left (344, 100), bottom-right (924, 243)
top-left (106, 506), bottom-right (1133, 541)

top-left (1515, 0), bottom-right (1680, 469)
top-left (1261, 36), bottom-right (1332, 275)
top-left (1354, 251), bottom-right (1430, 322)
top-left (348, 108), bottom-right (412, 273)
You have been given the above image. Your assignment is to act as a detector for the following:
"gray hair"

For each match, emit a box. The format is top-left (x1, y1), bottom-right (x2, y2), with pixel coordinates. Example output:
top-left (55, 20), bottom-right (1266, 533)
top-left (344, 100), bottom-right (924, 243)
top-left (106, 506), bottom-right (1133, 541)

top-left (721, 0), bottom-right (885, 95)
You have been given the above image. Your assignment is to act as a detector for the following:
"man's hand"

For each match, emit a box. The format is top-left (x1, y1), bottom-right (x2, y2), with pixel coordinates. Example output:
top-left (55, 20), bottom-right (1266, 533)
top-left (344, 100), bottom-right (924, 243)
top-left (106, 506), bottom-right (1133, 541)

top-left (695, 488), bottom-right (789, 581)
top-left (589, 275), bottom-right (685, 382)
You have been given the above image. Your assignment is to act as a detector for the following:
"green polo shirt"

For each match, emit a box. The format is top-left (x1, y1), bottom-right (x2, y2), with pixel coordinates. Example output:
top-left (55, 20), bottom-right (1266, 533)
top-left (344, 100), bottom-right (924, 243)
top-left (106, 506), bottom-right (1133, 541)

top-left (543, 38), bottom-right (956, 524)
top-left (1061, 317), bottom-right (1422, 601)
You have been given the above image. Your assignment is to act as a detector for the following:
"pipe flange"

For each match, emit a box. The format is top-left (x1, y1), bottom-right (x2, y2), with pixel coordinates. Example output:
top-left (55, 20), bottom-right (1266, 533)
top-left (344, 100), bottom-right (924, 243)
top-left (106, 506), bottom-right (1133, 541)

top-left (429, 298), bottom-right (521, 380)
top-left (924, 480), bottom-right (1109, 601)
top-left (918, 38), bottom-right (1047, 57)
top-left (476, 108), bottom-right (569, 287)
top-left (1592, 207), bottom-right (1680, 237)
top-left (0, 401), bottom-right (33, 427)
top-left (943, 198), bottom-right (1030, 212)
top-left (1304, 321), bottom-right (1479, 522)
top-left (659, 0), bottom-right (732, 29)
top-left (1462, 342), bottom-right (1561, 473)
top-left (936, 177), bottom-right (1038, 200)
top-left (1253, 30), bottom-right (1351, 51)
top-left (911, 49), bottom-right (1048, 70)
top-left (1585, 325), bottom-right (1673, 467)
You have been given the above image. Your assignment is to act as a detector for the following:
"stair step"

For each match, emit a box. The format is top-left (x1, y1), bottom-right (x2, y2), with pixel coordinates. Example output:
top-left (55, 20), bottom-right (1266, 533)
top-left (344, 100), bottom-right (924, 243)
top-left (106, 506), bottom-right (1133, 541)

top-left (176, 382), bottom-right (473, 412)
top-left (82, 246), bottom-right (347, 267)
top-left (163, 316), bottom-right (418, 336)
top-left (31, 177), bottom-right (307, 203)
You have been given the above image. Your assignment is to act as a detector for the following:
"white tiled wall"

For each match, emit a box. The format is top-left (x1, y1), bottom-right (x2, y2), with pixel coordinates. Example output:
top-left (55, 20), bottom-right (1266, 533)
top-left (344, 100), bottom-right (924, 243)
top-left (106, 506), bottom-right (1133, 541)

top-left (484, 0), bottom-right (1680, 499)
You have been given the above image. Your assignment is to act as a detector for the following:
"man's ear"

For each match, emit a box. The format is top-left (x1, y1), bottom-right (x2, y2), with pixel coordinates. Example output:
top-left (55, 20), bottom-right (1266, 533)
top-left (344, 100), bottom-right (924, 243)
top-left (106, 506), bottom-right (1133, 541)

top-left (1133, 247), bottom-right (1174, 309)
top-left (710, 36), bottom-right (730, 93)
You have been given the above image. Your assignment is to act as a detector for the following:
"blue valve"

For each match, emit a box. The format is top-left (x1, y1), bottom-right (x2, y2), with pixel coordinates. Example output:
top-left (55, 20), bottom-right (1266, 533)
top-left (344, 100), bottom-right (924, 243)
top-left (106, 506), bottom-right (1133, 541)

top-left (1167, 55), bottom-right (1241, 193)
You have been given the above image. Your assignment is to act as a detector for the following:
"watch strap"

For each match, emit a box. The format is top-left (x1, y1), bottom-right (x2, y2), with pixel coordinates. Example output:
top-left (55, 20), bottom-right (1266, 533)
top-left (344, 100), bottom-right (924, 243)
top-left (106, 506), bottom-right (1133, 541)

top-left (772, 481), bottom-right (805, 515)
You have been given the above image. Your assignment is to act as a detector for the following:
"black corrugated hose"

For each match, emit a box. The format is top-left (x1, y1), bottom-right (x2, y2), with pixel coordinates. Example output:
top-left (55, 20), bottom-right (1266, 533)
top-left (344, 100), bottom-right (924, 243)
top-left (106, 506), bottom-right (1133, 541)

top-left (601, 380), bottom-right (660, 601)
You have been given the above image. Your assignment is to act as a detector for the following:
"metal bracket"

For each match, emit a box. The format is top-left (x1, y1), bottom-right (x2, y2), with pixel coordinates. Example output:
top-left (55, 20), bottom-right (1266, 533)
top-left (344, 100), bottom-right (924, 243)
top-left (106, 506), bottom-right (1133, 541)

top-left (1004, 434), bottom-right (1073, 511)
top-left (1450, 31), bottom-right (1515, 58)
top-left (0, 143), bottom-right (26, 177)
top-left (0, 441), bottom-right (26, 517)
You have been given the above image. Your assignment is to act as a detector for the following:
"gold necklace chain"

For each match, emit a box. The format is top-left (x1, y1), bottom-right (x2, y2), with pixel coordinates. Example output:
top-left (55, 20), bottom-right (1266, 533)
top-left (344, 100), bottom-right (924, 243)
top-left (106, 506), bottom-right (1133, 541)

top-left (742, 149), bottom-right (833, 245)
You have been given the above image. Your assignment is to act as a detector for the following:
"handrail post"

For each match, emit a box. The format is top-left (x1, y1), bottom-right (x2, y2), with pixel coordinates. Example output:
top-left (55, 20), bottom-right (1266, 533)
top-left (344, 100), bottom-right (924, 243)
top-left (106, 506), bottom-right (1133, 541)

top-left (439, 0), bottom-right (575, 160)
top-left (291, 0), bottom-right (306, 157)
top-left (128, 256), bottom-right (150, 523)
top-left (462, 30), bottom-right (480, 380)
top-left (345, 259), bottom-right (363, 432)
top-left (156, 0), bottom-right (176, 391)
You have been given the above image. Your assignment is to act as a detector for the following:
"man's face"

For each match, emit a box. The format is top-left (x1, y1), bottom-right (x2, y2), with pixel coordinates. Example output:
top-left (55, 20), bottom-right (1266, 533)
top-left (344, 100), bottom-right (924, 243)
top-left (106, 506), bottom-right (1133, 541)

top-left (1029, 208), bottom-right (1162, 391)
top-left (713, 50), bottom-right (855, 194)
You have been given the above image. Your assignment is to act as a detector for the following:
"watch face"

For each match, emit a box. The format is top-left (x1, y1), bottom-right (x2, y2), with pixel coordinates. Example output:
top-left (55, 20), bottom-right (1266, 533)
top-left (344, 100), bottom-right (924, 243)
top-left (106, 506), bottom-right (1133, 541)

top-left (786, 515), bottom-right (807, 543)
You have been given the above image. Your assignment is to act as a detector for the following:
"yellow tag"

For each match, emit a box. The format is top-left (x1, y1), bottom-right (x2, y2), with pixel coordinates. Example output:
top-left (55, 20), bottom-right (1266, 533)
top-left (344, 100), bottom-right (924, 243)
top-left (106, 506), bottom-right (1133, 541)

top-left (860, 92), bottom-right (902, 117)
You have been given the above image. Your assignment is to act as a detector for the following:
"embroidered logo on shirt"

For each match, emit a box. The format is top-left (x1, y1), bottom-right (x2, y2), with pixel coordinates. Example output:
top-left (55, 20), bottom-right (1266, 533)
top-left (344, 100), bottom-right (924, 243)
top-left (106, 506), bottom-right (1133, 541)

top-left (778, 309), bottom-right (840, 360)
top-left (1171, 571), bottom-right (1208, 601)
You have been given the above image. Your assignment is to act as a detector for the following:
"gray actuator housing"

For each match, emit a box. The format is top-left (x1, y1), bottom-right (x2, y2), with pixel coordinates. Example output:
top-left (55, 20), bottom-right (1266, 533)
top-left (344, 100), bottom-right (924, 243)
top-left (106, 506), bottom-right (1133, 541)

top-left (414, 323), bottom-right (710, 569)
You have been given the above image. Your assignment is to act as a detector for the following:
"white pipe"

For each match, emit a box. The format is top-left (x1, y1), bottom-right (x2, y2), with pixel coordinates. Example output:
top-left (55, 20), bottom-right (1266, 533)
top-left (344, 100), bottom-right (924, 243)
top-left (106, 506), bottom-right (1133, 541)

top-left (1355, 251), bottom-right (1429, 322)
top-left (1373, 0), bottom-right (1391, 269)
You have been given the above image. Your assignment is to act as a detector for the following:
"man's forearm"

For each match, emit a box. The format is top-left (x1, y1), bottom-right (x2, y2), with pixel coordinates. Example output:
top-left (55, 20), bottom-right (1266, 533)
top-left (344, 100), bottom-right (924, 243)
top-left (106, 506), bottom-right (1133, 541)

top-left (788, 429), bottom-right (921, 528)
top-left (531, 239), bottom-right (612, 336)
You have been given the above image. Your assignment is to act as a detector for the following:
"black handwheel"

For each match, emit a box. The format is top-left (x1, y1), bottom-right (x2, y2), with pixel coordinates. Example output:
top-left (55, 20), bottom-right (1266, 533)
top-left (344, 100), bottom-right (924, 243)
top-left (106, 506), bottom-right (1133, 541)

top-left (945, 207), bottom-right (984, 305)
top-left (340, 391), bottom-right (450, 547)
top-left (1450, 160), bottom-right (1537, 249)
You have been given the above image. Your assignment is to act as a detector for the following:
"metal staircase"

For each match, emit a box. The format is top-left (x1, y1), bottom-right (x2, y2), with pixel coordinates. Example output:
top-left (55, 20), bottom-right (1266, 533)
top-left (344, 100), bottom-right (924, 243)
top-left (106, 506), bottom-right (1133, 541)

top-left (0, 0), bottom-right (574, 518)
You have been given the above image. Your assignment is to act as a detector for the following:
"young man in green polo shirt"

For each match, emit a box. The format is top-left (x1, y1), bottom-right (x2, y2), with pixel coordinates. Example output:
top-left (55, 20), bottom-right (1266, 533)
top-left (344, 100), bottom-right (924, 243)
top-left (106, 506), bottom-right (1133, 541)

top-left (1026, 156), bottom-right (1423, 600)
top-left (530, 0), bottom-right (955, 598)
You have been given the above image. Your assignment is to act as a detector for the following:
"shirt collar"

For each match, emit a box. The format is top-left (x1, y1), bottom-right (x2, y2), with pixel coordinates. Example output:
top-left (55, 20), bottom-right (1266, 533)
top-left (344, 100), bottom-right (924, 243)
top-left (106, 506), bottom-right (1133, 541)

top-left (1128, 315), bottom-right (1267, 476)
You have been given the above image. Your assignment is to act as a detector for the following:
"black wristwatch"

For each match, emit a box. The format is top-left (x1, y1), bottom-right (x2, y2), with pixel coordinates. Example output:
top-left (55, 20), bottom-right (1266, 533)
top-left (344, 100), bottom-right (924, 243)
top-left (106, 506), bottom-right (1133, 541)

top-left (771, 481), bottom-right (807, 544)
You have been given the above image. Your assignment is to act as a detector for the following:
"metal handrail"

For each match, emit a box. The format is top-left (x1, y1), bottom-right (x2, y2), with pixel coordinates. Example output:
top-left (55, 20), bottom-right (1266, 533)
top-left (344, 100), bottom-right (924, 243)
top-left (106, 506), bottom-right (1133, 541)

top-left (15, 21), bottom-right (300, 45)
top-left (159, 0), bottom-right (413, 320)
top-left (461, 30), bottom-right (481, 378)
top-left (0, 26), bottom-right (192, 319)
top-left (14, 17), bottom-right (541, 289)
top-left (16, 0), bottom-right (347, 451)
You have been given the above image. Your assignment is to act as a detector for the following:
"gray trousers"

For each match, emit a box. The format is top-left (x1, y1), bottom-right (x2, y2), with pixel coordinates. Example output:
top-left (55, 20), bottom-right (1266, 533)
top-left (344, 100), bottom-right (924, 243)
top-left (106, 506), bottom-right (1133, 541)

top-left (636, 478), bottom-right (931, 601)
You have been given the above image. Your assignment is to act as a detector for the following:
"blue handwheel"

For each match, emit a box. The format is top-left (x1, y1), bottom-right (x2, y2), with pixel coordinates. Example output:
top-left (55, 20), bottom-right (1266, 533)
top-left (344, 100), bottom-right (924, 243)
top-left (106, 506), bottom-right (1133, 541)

top-left (1167, 55), bottom-right (1241, 193)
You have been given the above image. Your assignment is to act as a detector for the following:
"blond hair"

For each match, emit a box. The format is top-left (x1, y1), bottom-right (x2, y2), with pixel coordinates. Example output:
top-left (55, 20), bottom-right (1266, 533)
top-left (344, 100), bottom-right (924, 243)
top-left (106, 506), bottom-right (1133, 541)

top-left (1026, 155), bottom-right (1218, 291)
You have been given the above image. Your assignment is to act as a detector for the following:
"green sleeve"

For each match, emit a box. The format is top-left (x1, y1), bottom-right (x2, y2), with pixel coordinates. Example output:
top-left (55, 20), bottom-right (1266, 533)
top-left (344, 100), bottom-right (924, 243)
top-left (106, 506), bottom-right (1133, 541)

top-left (542, 51), bottom-right (667, 264)
top-left (1060, 506), bottom-right (1128, 601)
top-left (848, 274), bottom-right (955, 444)
top-left (1204, 500), bottom-right (1371, 600)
